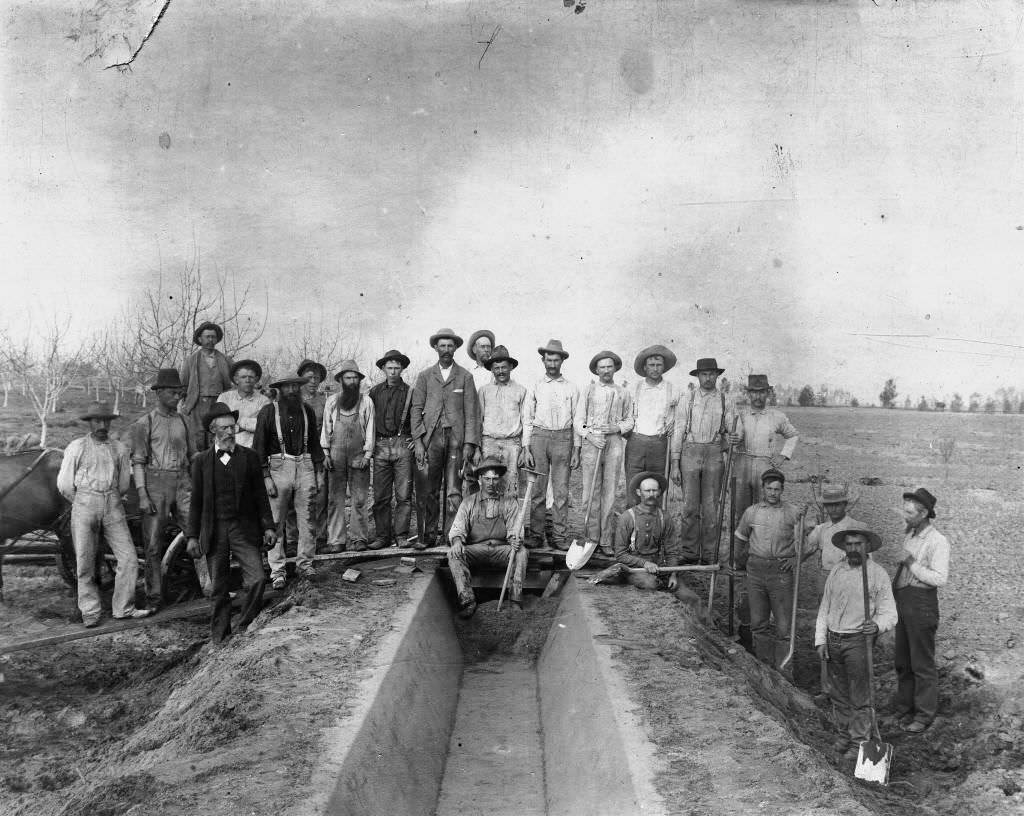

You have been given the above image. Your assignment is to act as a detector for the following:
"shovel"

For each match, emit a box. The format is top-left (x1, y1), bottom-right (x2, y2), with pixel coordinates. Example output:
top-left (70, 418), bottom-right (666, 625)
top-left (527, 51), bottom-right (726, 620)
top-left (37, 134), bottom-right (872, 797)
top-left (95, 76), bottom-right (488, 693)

top-left (854, 540), bottom-right (894, 785)
top-left (779, 508), bottom-right (807, 672)
top-left (565, 444), bottom-right (605, 571)
top-left (498, 468), bottom-right (544, 611)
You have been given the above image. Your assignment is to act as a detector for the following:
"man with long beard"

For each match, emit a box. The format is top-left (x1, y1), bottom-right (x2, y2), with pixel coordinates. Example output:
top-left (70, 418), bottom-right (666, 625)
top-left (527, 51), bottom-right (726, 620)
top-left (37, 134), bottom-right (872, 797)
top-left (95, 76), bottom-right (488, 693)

top-left (254, 374), bottom-right (326, 588)
top-left (322, 360), bottom-right (375, 552)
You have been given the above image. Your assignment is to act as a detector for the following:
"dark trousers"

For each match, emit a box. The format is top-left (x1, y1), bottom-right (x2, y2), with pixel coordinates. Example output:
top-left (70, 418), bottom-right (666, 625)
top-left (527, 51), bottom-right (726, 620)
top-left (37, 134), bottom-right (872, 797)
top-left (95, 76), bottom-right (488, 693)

top-left (373, 435), bottom-right (414, 542)
top-left (826, 631), bottom-right (874, 742)
top-left (893, 586), bottom-right (939, 724)
top-left (206, 519), bottom-right (266, 643)
top-left (624, 433), bottom-right (668, 506)
top-left (679, 441), bottom-right (724, 563)
top-left (415, 429), bottom-right (463, 545)
top-left (526, 428), bottom-right (573, 546)
top-left (747, 555), bottom-right (794, 670)
top-left (140, 469), bottom-right (191, 606)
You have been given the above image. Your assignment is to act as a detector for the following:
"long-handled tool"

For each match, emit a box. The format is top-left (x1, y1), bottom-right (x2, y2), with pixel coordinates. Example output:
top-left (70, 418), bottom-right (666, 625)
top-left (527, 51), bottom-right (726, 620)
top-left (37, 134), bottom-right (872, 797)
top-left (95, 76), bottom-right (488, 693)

top-left (855, 540), bottom-right (894, 784)
top-left (566, 444), bottom-right (605, 571)
top-left (625, 565), bottom-right (720, 574)
top-left (779, 509), bottom-right (806, 672)
top-left (661, 435), bottom-right (672, 513)
top-left (439, 427), bottom-right (451, 544)
top-left (727, 473), bottom-right (737, 637)
top-left (705, 415), bottom-right (739, 620)
top-left (498, 468), bottom-right (543, 611)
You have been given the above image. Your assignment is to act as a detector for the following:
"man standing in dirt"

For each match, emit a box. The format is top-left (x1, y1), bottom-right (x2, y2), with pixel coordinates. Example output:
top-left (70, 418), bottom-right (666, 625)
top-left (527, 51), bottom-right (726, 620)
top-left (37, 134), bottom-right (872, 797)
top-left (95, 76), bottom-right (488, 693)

top-left (410, 328), bottom-right (480, 549)
top-left (57, 401), bottom-right (150, 626)
top-left (322, 360), bottom-right (375, 552)
top-left (626, 345), bottom-right (679, 506)
top-left (575, 351), bottom-right (633, 556)
top-left (368, 350), bottom-right (414, 549)
top-left (131, 368), bottom-right (210, 610)
top-left (804, 484), bottom-right (864, 599)
top-left (671, 358), bottom-right (734, 564)
top-left (523, 340), bottom-right (580, 550)
top-left (815, 528), bottom-right (897, 761)
top-left (891, 488), bottom-right (950, 734)
top-left (447, 457), bottom-right (526, 619)
top-left (727, 374), bottom-right (799, 518)
top-left (254, 374), bottom-right (326, 587)
top-left (186, 402), bottom-right (277, 643)
top-left (477, 345), bottom-right (527, 499)
top-left (216, 360), bottom-right (269, 449)
top-left (733, 469), bottom-right (808, 672)
top-left (179, 322), bottom-right (234, 451)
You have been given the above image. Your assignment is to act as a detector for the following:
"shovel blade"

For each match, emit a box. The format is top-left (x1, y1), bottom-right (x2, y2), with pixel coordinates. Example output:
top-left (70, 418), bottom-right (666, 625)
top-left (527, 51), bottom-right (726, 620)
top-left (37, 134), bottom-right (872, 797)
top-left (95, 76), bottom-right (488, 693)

top-left (566, 539), bottom-right (599, 571)
top-left (854, 739), bottom-right (893, 785)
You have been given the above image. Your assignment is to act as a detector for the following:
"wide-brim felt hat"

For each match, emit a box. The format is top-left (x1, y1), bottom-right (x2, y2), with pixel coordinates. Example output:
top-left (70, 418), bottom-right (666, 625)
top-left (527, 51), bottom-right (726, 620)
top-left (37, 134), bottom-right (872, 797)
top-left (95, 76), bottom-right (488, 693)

top-left (296, 359), bottom-right (327, 382)
top-left (269, 374), bottom-right (309, 389)
top-left (537, 339), bottom-right (569, 359)
top-left (831, 527), bottom-right (884, 553)
top-left (375, 349), bottom-right (411, 370)
top-left (192, 321), bottom-right (224, 345)
top-left (484, 345), bottom-right (518, 370)
top-left (203, 401), bottom-right (239, 429)
top-left (80, 401), bottom-right (119, 421)
top-left (429, 328), bottom-right (464, 349)
top-left (589, 350), bottom-right (622, 375)
top-left (903, 487), bottom-right (937, 518)
top-left (474, 456), bottom-right (508, 477)
top-left (760, 468), bottom-right (786, 485)
top-left (633, 344), bottom-right (677, 377)
top-left (467, 329), bottom-right (496, 362)
top-left (690, 357), bottom-right (725, 377)
top-left (333, 359), bottom-right (365, 382)
top-left (230, 359), bottom-right (263, 380)
top-left (150, 368), bottom-right (184, 390)
top-left (746, 374), bottom-right (771, 391)
top-left (628, 470), bottom-right (669, 496)
top-left (820, 484), bottom-right (851, 504)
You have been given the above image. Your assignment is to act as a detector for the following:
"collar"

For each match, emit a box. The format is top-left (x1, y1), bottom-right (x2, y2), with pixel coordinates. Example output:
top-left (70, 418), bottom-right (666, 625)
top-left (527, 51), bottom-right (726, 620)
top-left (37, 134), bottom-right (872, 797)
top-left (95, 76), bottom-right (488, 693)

top-left (634, 503), bottom-right (661, 516)
top-left (698, 387), bottom-right (718, 397)
top-left (642, 378), bottom-right (665, 388)
top-left (543, 374), bottom-right (565, 383)
top-left (437, 362), bottom-right (454, 371)
top-left (909, 521), bottom-right (931, 538)
top-left (215, 444), bottom-right (236, 455)
top-left (233, 389), bottom-right (257, 400)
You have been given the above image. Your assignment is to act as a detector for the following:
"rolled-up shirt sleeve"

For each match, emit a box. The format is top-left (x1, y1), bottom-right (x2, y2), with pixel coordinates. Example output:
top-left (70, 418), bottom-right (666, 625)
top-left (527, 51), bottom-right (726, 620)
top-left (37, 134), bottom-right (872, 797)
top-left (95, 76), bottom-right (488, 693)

top-left (909, 530), bottom-right (950, 588)
top-left (448, 497), bottom-right (474, 546)
top-left (814, 574), bottom-right (834, 647)
top-left (56, 440), bottom-right (81, 501)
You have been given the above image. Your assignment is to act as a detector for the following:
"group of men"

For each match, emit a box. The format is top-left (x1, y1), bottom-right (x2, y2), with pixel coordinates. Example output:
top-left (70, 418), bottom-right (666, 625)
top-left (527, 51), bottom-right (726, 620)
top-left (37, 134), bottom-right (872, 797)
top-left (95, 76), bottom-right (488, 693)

top-left (55, 320), bottom-right (951, 751)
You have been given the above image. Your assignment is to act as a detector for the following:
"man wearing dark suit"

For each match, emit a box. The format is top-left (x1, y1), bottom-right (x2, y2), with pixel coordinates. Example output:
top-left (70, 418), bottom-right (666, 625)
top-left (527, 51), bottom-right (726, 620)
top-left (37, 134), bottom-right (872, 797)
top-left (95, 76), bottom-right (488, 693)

top-left (186, 402), bottom-right (277, 643)
top-left (410, 328), bottom-right (481, 549)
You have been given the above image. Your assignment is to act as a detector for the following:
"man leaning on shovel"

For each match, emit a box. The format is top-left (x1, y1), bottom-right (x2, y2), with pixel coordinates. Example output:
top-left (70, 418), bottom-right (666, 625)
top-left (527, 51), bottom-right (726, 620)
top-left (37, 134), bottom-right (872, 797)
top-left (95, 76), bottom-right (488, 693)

top-left (814, 528), bottom-right (897, 764)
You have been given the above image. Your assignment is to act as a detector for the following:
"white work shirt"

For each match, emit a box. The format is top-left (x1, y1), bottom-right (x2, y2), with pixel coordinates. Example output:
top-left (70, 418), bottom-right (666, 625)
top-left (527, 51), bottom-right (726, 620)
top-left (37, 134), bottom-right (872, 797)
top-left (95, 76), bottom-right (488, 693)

top-left (632, 379), bottom-right (677, 436)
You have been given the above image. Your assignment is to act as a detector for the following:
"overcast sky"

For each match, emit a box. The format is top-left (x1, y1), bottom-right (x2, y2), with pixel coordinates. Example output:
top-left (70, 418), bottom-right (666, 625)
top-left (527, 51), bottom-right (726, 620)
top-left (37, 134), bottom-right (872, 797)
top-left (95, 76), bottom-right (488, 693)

top-left (2, 0), bottom-right (1022, 402)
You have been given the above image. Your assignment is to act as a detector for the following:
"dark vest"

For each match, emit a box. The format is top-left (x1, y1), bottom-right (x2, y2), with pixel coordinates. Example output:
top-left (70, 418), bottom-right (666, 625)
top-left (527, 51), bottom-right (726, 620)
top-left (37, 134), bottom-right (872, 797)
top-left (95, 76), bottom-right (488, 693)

top-left (214, 454), bottom-right (238, 520)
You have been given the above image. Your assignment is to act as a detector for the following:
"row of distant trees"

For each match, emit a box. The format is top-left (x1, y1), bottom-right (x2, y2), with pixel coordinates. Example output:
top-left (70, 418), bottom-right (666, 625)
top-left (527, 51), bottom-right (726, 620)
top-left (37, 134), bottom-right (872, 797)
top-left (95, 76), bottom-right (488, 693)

top-left (779, 378), bottom-right (1023, 413)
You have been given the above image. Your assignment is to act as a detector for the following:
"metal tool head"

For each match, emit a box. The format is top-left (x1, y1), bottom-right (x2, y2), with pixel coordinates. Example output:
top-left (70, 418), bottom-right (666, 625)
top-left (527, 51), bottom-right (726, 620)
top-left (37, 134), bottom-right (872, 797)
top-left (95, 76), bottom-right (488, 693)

top-left (565, 539), bottom-right (599, 571)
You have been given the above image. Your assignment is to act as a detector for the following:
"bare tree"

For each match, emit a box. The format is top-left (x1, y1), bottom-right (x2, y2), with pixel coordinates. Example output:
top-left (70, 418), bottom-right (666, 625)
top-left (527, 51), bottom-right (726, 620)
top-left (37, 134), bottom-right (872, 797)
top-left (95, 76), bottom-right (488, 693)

top-left (259, 314), bottom-right (364, 390)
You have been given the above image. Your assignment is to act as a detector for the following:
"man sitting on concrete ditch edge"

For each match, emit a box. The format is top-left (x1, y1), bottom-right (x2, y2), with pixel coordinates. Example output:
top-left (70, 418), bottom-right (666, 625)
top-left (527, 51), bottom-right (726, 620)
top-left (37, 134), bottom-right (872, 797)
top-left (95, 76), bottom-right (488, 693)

top-left (815, 528), bottom-right (897, 762)
top-left (446, 457), bottom-right (526, 619)
top-left (590, 471), bottom-right (702, 612)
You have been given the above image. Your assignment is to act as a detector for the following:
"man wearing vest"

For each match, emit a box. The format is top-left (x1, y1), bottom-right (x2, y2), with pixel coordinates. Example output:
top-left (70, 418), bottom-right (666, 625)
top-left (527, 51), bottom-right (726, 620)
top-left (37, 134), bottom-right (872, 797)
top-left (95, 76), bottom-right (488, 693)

top-left (254, 374), bottom-right (326, 588)
top-left (296, 359), bottom-right (329, 550)
top-left (477, 345), bottom-right (527, 499)
top-left (321, 361), bottom-right (375, 552)
top-left (179, 321), bottom-right (234, 451)
top-left (186, 402), bottom-right (277, 644)
top-left (447, 457), bottom-right (526, 619)
top-left (368, 351), bottom-right (413, 549)
top-left (410, 328), bottom-right (480, 549)
top-left (804, 484), bottom-right (864, 599)
top-left (575, 351), bottom-right (633, 556)
top-left (131, 368), bottom-right (210, 610)
top-left (671, 358), bottom-right (735, 564)
top-left (626, 345), bottom-right (679, 507)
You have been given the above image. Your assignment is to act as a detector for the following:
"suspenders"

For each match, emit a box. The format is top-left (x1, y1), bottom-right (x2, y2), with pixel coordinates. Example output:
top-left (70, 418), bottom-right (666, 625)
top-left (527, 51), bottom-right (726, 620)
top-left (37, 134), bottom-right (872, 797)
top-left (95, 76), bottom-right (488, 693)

top-left (682, 389), bottom-right (728, 443)
top-left (273, 402), bottom-right (309, 456)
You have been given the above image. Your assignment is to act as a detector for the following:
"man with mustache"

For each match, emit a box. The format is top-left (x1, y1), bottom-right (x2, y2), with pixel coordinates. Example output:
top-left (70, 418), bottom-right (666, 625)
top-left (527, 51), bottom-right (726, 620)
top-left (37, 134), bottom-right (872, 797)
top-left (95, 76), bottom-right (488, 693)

top-left (368, 350), bottom-right (415, 549)
top-left (477, 345), bottom-right (527, 498)
top-left (322, 360), bottom-right (375, 552)
top-left (466, 328), bottom-right (496, 392)
top-left (179, 321), bottom-right (234, 451)
top-left (804, 484), bottom-right (865, 599)
top-left (57, 401), bottom-right (150, 626)
top-left (254, 374), bottom-right (326, 588)
top-left (216, 359), bottom-right (269, 449)
top-left (410, 329), bottom-right (480, 549)
top-left (626, 344), bottom-right (679, 506)
top-left (297, 359), bottom-right (329, 549)
top-left (815, 528), bottom-right (896, 761)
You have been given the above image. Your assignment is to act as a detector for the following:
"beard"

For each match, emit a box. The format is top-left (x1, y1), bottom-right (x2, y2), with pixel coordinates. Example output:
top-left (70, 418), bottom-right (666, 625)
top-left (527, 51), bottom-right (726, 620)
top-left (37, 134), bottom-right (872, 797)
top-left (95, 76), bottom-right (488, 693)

top-left (281, 391), bottom-right (303, 411)
top-left (339, 383), bottom-right (360, 410)
top-left (846, 552), bottom-right (864, 567)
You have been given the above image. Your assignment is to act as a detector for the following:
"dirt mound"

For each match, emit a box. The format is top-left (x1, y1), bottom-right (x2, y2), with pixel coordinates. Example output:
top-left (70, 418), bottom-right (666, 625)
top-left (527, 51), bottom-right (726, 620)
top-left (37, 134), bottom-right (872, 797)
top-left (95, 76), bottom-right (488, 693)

top-left (453, 596), bottom-right (561, 663)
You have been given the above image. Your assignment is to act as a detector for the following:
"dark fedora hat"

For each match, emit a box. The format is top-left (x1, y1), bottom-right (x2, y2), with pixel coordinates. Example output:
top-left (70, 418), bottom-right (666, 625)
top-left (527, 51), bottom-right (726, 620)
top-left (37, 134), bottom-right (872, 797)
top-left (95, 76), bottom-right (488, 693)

top-left (760, 468), bottom-right (785, 485)
top-left (150, 368), bottom-right (184, 390)
top-left (902, 487), bottom-right (937, 518)
top-left (375, 349), bottom-right (411, 370)
top-left (589, 350), bottom-right (622, 375)
top-left (333, 359), bottom-right (365, 382)
top-left (429, 328), bottom-right (464, 348)
top-left (203, 401), bottom-right (239, 429)
top-left (467, 329), bottom-right (496, 362)
top-left (537, 339), bottom-right (569, 359)
top-left (831, 528), bottom-right (884, 554)
top-left (690, 357), bottom-right (725, 377)
top-left (80, 401), bottom-right (119, 421)
top-left (230, 359), bottom-right (263, 380)
top-left (473, 456), bottom-right (508, 477)
top-left (269, 374), bottom-right (309, 389)
top-left (484, 345), bottom-right (518, 370)
top-left (633, 344), bottom-right (677, 377)
top-left (296, 359), bottom-right (327, 382)
top-left (628, 470), bottom-right (669, 496)
top-left (746, 374), bottom-right (771, 391)
top-left (192, 321), bottom-right (224, 345)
